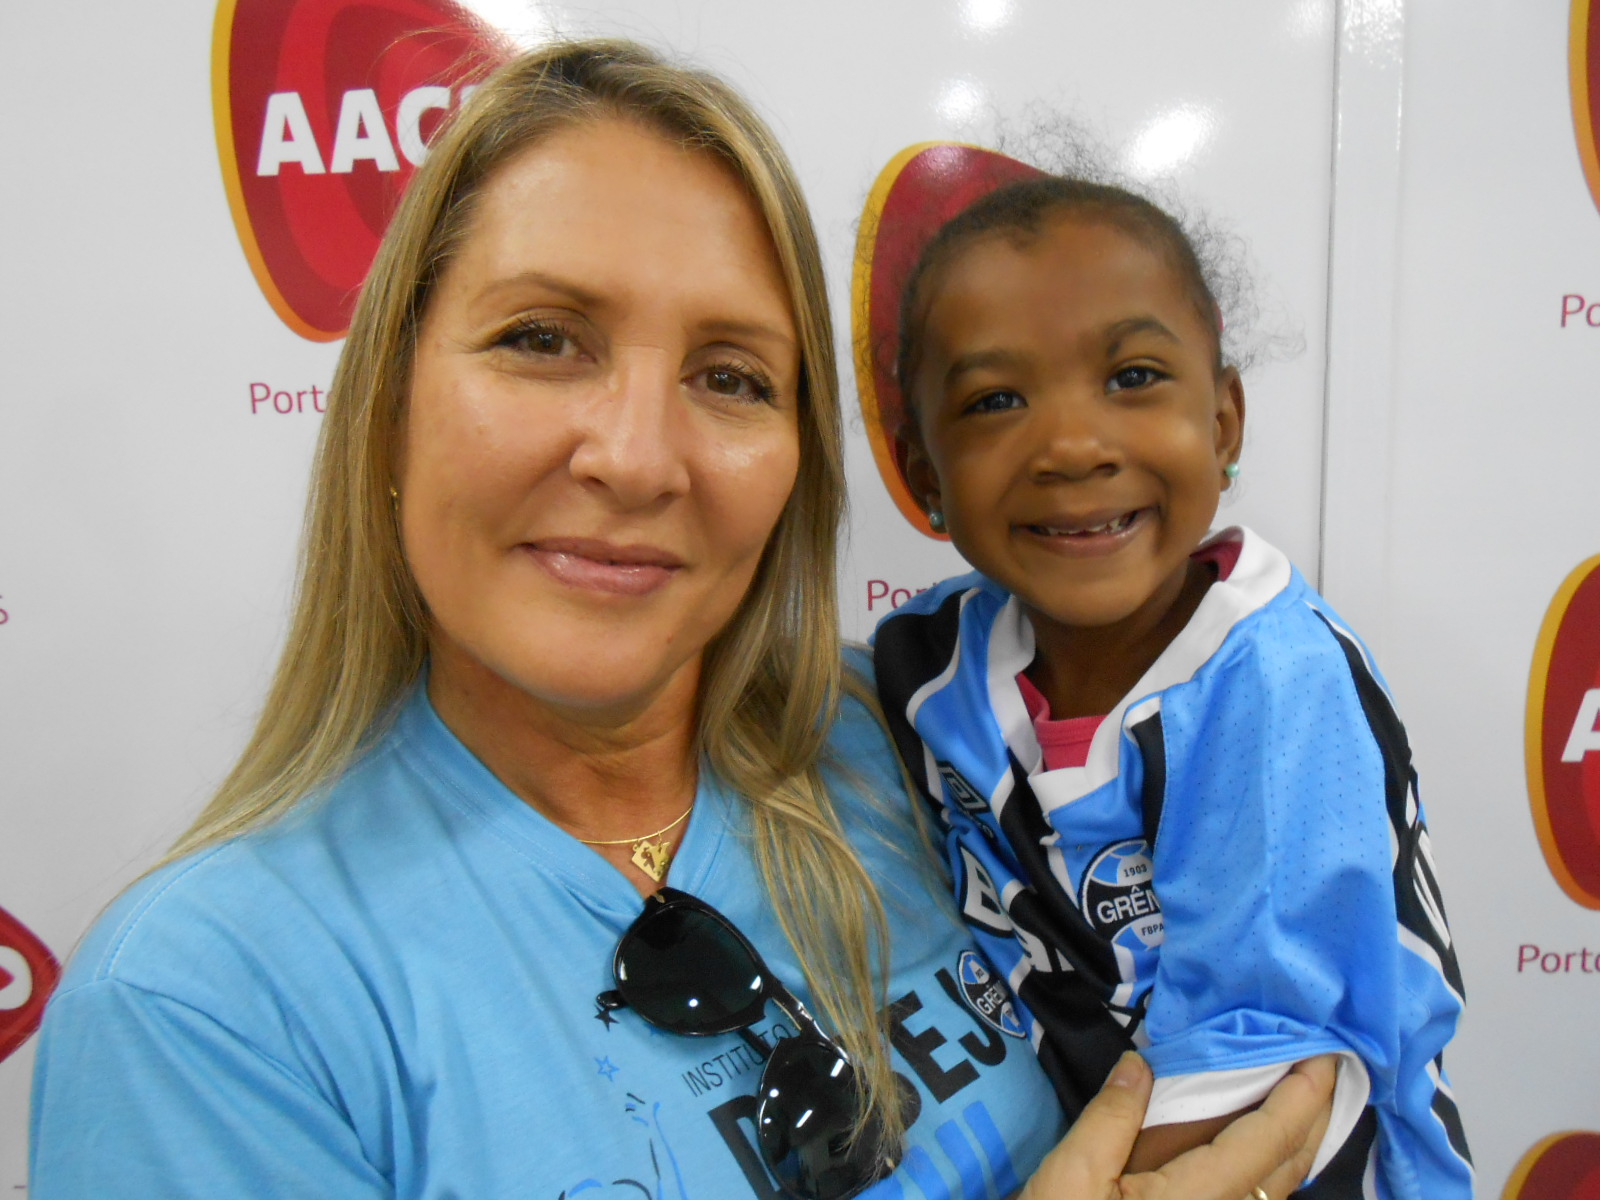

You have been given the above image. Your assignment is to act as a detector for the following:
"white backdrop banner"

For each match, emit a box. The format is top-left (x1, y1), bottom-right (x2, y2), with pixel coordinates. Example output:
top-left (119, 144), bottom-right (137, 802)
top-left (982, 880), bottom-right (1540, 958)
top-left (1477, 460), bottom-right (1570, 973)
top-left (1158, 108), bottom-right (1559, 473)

top-left (2, 0), bottom-right (1589, 1194)
top-left (1334, 2), bottom-right (1600, 1195)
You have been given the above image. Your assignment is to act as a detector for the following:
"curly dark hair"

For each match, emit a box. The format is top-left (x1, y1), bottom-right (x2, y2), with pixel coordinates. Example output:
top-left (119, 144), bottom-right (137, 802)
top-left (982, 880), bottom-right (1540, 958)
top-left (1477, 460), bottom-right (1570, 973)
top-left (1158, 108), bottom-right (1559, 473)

top-left (894, 175), bottom-right (1228, 412)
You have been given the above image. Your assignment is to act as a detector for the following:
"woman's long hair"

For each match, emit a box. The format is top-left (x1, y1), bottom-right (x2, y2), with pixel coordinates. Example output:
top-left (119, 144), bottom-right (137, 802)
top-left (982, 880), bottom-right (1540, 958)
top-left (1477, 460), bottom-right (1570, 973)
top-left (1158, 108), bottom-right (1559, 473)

top-left (165, 40), bottom-right (904, 1153)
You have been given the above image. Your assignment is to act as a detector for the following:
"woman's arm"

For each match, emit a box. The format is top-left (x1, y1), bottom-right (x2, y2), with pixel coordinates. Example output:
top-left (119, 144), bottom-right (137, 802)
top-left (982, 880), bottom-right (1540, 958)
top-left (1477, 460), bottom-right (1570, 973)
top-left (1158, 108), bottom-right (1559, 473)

top-left (1016, 1052), bottom-right (1335, 1200)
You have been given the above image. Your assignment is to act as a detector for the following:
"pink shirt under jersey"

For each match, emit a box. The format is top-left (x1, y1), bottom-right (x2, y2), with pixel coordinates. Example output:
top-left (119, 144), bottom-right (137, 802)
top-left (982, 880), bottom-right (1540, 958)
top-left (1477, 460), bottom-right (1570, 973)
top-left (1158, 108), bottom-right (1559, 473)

top-left (1018, 538), bottom-right (1242, 771)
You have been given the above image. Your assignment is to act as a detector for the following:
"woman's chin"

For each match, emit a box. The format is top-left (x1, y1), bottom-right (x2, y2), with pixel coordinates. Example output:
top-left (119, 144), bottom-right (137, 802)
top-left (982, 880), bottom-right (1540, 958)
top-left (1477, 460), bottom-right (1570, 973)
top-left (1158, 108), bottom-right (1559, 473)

top-left (429, 630), bottom-right (702, 730)
top-left (524, 669), bottom-right (696, 723)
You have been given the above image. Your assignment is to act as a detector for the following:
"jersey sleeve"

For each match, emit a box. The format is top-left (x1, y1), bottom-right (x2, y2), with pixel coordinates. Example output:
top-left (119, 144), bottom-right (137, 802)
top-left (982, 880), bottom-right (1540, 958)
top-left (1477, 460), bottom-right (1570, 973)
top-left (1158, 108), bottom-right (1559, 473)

top-left (1137, 605), bottom-right (1465, 1161)
top-left (30, 978), bottom-right (389, 1199)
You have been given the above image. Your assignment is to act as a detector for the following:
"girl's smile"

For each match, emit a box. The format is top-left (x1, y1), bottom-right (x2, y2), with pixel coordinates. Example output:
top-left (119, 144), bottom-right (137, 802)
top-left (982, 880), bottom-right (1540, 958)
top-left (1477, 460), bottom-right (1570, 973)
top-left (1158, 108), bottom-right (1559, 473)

top-left (1017, 506), bottom-right (1149, 554)
top-left (904, 215), bottom-right (1243, 703)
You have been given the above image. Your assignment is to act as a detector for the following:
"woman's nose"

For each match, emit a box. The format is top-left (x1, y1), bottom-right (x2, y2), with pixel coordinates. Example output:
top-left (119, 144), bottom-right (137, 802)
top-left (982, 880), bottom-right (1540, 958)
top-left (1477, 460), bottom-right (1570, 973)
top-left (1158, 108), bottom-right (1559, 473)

top-left (567, 352), bottom-right (694, 507)
top-left (1027, 396), bottom-right (1122, 482)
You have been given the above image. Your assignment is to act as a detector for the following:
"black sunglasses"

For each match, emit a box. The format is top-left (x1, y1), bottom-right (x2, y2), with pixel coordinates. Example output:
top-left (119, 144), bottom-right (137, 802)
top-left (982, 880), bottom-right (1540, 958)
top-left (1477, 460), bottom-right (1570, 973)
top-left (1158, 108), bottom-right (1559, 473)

top-left (596, 887), bottom-right (896, 1200)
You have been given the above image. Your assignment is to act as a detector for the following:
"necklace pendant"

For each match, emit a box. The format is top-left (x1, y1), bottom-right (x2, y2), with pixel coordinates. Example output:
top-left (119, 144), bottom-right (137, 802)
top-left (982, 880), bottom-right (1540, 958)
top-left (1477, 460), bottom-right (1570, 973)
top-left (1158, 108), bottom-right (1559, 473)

top-left (631, 837), bottom-right (673, 882)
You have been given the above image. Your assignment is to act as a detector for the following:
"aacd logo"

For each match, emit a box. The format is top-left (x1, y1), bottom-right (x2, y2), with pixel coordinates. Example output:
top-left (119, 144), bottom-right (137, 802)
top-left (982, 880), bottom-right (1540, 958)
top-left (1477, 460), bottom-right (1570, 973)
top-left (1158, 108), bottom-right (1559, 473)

top-left (1572, 0), bottom-right (1600, 216)
top-left (213, 0), bottom-right (512, 340)
top-left (1527, 554), bottom-right (1600, 908)
top-left (1503, 1131), bottom-right (1600, 1199)
top-left (0, 904), bottom-right (61, 1062)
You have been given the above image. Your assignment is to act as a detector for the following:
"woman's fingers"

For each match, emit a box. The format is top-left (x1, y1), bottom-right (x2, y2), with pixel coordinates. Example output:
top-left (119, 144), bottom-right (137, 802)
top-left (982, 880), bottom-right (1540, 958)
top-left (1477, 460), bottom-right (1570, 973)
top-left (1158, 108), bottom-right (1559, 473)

top-left (1017, 1052), bottom-right (1153, 1200)
top-left (1118, 1054), bottom-right (1338, 1200)
top-left (1249, 1056), bottom-right (1336, 1198)
top-left (1012, 1052), bottom-right (1338, 1200)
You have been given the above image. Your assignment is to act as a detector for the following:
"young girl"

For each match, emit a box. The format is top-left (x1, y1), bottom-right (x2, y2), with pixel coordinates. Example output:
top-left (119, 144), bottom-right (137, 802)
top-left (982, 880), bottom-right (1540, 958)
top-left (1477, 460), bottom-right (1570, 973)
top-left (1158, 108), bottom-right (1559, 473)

top-left (864, 158), bottom-right (1471, 1199)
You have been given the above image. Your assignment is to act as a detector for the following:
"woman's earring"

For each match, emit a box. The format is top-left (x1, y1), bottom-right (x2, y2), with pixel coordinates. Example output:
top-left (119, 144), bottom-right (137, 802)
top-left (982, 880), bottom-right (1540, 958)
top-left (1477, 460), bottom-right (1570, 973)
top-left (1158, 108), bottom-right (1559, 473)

top-left (390, 486), bottom-right (400, 502)
top-left (927, 509), bottom-right (946, 533)
top-left (1223, 462), bottom-right (1241, 483)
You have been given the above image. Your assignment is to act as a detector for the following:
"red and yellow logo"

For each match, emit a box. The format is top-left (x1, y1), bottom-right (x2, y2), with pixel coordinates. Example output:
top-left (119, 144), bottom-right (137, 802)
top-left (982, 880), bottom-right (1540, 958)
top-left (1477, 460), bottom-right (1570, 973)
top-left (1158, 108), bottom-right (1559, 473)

top-left (852, 143), bottom-right (1042, 537)
top-left (212, 0), bottom-right (512, 340)
top-left (1572, 0), bottom-right (1600, 215)
top-left (0, 904), bottom-right (60, 1062)
top-left (1503, 1131), bottom-right (1600, 1198)
top-left (1528, 554), bottom-right (1600, 908)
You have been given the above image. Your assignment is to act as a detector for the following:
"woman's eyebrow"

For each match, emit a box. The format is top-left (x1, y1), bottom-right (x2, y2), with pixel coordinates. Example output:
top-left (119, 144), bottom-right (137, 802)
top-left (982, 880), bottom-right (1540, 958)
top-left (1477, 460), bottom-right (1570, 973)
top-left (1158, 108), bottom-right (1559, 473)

top-left (469, 269), bottom-right (606, 312)
top-left (461, 274), bottom-right (793, 352)
top-left (697, 317), bottom-right (797, 353)
top-left (1104, 316), bottom-right (1181, 353)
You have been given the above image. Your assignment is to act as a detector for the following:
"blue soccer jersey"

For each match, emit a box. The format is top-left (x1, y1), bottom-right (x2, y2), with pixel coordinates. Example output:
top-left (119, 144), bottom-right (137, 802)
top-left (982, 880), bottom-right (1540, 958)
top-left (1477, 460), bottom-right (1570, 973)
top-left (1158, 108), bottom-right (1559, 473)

top-left (872, 527), bottom-right (1471, 1200)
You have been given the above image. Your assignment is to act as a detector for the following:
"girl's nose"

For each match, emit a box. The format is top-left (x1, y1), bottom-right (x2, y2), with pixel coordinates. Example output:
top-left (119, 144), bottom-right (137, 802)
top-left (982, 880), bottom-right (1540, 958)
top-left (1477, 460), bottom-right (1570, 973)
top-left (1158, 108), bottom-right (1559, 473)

top-left (1027, 396), bottom-right (1122, 482)
top-left (568, 353), bottom-right (693, 507)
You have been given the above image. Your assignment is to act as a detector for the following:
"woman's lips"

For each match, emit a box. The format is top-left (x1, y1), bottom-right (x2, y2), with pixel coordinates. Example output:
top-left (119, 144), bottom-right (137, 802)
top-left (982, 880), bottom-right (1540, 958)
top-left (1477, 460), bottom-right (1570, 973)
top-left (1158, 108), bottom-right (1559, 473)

top-left (522, 538), bottom-right (683, 596)
top-left (1015, 508), bottom-right (1151, 556)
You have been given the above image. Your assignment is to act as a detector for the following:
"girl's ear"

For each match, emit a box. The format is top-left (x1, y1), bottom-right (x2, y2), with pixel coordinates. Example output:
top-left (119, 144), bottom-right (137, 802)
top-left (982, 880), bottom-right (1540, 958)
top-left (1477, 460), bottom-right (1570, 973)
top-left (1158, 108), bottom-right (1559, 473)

top-left (900, 431), bottom-right (943, 516)
top-left (1214, 366), bottom-right (1246, 471)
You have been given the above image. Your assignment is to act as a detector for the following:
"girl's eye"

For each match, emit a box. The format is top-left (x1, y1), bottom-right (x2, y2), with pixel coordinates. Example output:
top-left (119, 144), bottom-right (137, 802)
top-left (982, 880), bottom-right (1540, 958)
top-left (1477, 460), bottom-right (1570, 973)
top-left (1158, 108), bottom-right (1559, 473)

top-left (696, 363), bottom-right (776, 405)
top-left (1107, 365), bottom-right (1163, 392)
top-left (966, 390), bottom-right (1025, 415)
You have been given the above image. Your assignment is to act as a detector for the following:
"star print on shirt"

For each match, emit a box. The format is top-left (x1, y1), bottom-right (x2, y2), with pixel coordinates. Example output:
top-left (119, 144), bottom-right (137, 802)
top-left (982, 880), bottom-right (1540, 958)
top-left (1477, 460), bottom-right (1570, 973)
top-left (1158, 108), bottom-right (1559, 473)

top-left (594, 1001), bottom-right (619, 1029)
top-left (596, 1056), bottom-right (620, 1082)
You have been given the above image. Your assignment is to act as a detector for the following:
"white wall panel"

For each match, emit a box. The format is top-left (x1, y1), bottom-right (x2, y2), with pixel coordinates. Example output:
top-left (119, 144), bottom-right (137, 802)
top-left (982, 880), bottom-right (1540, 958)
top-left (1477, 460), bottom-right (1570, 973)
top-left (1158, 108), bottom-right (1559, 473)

top-left (1321, 1), bottom-right (1600, 1190)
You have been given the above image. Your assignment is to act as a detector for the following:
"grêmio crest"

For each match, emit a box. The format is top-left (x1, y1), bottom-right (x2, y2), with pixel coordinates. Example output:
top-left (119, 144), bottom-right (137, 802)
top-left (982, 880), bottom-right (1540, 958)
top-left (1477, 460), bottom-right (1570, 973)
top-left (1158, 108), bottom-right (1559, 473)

top-left (212, 0), bottom-right (512, 341)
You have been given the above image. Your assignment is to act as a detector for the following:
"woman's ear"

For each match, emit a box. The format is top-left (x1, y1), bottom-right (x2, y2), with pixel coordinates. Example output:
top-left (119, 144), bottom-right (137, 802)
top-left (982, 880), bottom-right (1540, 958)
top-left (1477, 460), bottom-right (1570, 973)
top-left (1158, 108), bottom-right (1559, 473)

top-left (1214, 366), bottom-right (1246, 477)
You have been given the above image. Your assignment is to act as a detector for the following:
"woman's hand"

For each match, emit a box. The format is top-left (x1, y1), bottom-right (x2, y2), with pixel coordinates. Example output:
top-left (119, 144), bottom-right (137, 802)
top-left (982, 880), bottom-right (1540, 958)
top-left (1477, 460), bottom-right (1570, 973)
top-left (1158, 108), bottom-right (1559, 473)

top-left (1016, 1052), bottom-right (1337, 1200)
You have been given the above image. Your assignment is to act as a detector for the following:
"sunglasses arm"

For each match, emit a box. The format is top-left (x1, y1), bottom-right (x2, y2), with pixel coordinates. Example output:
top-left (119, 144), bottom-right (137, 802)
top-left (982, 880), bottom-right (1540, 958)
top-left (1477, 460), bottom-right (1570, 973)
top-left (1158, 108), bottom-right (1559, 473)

top-left (737, 1025), bottom-right (774, 1059)
top-left (765, 983), bottom-right (851, 1064)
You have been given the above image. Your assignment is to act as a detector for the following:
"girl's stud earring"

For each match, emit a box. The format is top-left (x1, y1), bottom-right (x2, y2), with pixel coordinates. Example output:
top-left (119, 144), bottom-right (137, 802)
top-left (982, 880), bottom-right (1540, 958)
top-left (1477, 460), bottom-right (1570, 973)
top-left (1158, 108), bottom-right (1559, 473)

top-left (927, 509), bottom-right (946, 533)
top-left (1223, 462), bottom-right (1241, 481)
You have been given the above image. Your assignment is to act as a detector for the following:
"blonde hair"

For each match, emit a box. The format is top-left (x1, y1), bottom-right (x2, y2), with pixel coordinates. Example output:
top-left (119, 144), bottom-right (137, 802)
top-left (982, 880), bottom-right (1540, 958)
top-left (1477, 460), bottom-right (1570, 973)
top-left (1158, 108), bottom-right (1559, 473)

top-left (168, 40), bottom-right (904, 1154)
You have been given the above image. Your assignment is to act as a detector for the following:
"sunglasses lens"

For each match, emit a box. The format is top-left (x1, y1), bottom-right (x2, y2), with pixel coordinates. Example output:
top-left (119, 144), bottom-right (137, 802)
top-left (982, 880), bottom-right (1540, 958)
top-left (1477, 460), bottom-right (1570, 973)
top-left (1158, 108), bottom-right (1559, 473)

top-left (615, 904), bottom-right (768, 1034)
top-left (757, 1038), bottom-right (886, 1200)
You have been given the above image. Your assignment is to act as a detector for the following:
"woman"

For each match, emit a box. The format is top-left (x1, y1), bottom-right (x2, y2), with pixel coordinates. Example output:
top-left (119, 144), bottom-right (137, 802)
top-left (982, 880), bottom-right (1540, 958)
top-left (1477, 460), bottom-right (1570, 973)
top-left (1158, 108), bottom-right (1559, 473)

top-left (30, 40), bottom-right (1328, 1199)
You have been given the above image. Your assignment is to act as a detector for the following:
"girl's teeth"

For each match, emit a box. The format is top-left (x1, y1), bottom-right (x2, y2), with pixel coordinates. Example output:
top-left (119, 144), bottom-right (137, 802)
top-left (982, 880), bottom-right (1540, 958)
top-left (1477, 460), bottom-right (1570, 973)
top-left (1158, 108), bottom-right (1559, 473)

top-left (1043, 512), bottom-right (1135, 536)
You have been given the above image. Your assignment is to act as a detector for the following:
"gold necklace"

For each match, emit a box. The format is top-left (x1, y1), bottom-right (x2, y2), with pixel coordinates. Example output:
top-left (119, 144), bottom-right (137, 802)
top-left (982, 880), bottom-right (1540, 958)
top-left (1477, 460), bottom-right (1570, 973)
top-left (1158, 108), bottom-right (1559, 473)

top-left (577, 805), bottom-right (693, 882)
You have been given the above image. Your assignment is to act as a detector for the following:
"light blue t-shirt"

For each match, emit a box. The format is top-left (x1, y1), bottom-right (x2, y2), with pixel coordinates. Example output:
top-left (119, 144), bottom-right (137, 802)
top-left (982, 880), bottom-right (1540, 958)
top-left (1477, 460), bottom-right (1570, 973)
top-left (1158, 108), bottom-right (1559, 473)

top-left (30, 677), bottom-right (1065, 1199)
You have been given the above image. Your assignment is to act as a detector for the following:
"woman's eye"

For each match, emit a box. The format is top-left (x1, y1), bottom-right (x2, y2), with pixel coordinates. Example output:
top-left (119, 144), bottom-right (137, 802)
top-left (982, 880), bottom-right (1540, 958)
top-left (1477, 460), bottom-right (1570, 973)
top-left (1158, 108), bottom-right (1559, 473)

top-left (1107, 365), bottom-right (1162, 392)
top-left (526, 328), bottom-right (567, 355)
top-left (498, 320), bottom-right (579, 358)
top-left (696, 364), bottom-right (775, 404)
top-left (966, 390), bottom-right (1025, 415)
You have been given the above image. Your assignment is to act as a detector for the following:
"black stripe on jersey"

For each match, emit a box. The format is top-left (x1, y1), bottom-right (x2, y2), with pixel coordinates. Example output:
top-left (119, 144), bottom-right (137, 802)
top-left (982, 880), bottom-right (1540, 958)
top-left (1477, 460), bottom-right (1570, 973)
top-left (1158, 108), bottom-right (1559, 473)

top-left (1431, 1055), bottom-right (1473, 1165)
top-left (874, 596), bottom-right (1142, 1117)
top-left (1292, 1105), bottom-right (1378, 1199)
top-left (1026, 979), bottom-right (1140, 1121)
top-left (874, 590), bottom-right (969, 805)
top-left (1314, 612), bottom-right (1467, 1001)
top-left (1128, 711), bottom-right (1167, 846)
top-left (995, 750), bottom-right (1125, 993)
top-left (992, 751), bottom-right (1144, 1118)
